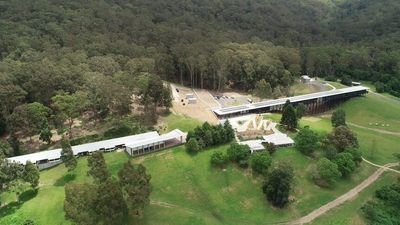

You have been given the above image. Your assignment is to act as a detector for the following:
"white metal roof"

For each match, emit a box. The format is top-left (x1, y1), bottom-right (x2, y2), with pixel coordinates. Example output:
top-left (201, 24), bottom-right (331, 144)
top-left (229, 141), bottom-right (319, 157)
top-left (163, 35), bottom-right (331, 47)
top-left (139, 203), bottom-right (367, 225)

top-left (213, 86), bottom-right (369, 116)
top-left (262, 133), bottom-right (294, 146)
top-left (301, 75), bottom-right (311, 80)
top-left (8, 131), bottom-right (160, 165)
top-left (240, 140), bottom-right (265, 152)
top-left (126, 129), bottom-right (184, 149)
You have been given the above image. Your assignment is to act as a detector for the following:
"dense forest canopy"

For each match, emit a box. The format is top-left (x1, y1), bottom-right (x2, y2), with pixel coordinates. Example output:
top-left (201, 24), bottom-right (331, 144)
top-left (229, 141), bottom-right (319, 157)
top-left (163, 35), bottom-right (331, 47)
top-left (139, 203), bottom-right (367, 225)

top-left (1, 0), bottom-right (400, 154)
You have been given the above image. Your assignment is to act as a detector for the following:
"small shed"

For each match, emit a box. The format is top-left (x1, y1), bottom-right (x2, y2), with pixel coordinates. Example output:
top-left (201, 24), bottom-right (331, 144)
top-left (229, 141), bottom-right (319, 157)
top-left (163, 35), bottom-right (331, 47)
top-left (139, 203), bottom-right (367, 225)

top-left (187, 97), bottom-right (197, 104)
top-left (186, 93), bottom-right (195, 99)
top-left (301, 75), bottom-right (311, 84)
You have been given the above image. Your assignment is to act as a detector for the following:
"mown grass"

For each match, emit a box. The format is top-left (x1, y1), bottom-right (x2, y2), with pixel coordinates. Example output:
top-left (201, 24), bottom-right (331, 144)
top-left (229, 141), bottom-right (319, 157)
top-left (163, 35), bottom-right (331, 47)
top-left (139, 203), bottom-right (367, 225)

top-left (0, 144), bottom-right (377, 225)
top-left (158, 112), bottom-right (203, 133)
top-left (339, 94), bottom-right (400, 133)
top-left (2, 93), bottom-right (399, 225)
top-left (310, 172), bottom-right (399, 225)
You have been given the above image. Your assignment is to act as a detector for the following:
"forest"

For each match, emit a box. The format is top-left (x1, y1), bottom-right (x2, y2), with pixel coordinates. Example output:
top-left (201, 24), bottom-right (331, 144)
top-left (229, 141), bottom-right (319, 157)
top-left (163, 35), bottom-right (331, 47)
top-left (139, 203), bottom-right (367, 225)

top-left (1, 0), bottom-right (400, 156)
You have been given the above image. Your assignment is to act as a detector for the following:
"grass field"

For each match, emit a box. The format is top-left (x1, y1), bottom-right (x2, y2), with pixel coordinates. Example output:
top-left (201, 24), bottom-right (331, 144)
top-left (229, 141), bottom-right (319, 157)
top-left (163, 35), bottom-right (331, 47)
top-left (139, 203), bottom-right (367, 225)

top-left (339, 93), bottom-right (400, 133)
top-left (1, 92), bottom-right (399, 225)
top-left (310, 172), bottom-right (399, 225)
top-left (0, 144), bottom-right (377, 225)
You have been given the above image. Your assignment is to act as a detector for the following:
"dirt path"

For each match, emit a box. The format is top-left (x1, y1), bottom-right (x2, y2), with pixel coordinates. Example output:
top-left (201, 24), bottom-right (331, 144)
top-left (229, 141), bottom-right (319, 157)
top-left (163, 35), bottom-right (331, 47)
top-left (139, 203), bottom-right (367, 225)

top-left (286, 161), bottom-right (399, 225)
top-left (348, 122), bottom-right (400, 137)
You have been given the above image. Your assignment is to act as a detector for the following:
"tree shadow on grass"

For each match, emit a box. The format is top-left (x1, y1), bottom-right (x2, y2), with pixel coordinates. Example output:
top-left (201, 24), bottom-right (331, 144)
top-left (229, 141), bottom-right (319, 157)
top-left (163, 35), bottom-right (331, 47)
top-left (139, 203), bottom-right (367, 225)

top-left (0, 189), bottom-right (38, 217)
top-left (54, 173), bottom-right (76, 187)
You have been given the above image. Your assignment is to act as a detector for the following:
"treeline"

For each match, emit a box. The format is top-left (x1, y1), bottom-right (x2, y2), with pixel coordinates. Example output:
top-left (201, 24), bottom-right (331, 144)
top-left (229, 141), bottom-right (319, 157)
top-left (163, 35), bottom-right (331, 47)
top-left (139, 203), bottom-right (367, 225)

top-left (0, 47), bottom-right (172, 156)
top-left (185, 121), bottom-right (235, 153)
top-left (1, 0), bottom-right (400, 148)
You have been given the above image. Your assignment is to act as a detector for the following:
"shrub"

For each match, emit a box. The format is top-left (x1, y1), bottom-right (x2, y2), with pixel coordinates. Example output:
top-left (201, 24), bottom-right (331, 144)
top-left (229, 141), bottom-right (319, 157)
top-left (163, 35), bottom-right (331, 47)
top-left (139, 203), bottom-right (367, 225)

top-left (325, 75), bottom-right (337, 82)
top-left (333, 152), bottom-right (356, 177)
top-left (250, 152), bottom-right (272, 174)
top-left (210, 152), bottom-right (228, 167)
top-left (295, 126), bottom-right (319, 156)
top-left (313, 158), bottom-right (341, 187)
top-left (185, 138), bottom-right (200, 154)
top-left (226, 143), bottom-right (250, 163)
top-left (103, 125), bottom-right (132, 139)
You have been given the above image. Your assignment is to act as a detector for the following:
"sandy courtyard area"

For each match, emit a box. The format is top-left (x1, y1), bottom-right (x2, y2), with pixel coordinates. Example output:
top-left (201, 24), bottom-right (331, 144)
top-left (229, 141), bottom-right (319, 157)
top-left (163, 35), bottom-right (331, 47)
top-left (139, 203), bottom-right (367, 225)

top-left (171, 84), bottom-right (219, 124)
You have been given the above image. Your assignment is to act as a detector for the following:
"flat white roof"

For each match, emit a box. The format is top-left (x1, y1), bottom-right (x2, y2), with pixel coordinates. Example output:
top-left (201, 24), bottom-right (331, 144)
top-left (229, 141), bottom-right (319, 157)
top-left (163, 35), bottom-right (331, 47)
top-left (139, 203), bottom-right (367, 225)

top-left (301, 75), bottom-right (311, 79)
top-left (213, 86), bottom-right (369, 116)
top-left (8, 131), bottom-right (161, 165)
top-left (262, 133), bottom-right (294, 146)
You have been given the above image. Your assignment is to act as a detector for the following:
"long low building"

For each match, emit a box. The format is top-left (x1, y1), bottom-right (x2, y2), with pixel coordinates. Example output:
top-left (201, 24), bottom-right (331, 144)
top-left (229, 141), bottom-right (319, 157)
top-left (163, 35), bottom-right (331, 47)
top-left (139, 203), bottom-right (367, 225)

top-left (8, 129), bottom-right (185, 169)
top-left (213, 86), bottom-right (369, 118)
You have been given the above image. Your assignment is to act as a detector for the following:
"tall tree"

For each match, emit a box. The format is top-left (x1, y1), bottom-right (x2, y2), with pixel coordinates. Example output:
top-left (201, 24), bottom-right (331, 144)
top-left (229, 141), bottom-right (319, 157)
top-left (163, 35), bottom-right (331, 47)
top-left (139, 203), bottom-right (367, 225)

top-left (254, 79), bottom-right (272, 99)
top-left (94, 179), bottom-right (127, 224)
top-left (295, 126), bottom-right (319, 156)
top-left (262, 162), bottom-right (294, 208)
top-left (64, 183), bottom-right (97, 225)
top-left (296, 103), bottom-right (307, 119)
top-left (9, 102), bottom-right (51, 140)
top-left (331, 109), bottom-right (346, 127)
top-left (281, 100), bottom-right (298, 130)
top-left (87, 152), bottom-right (110, 183)
top-left (328, 126), bottom-right (359, 152)
top-left (118, 162), bottom-right (151, 216)
top-left (23, 161), bottom-right (40, 188)
top-left (52, 93), bottom-right (84, 138)
top-left (60, 140), bottom-right (77, 172)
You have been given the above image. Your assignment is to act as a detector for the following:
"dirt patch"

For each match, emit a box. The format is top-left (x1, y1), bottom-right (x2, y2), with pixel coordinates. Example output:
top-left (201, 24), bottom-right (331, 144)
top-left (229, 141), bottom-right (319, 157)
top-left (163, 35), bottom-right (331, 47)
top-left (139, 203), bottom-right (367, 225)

top-left (302, 117), bottom-right (321, 122)
top-left (172, 84), bottom-right (219, 124)
top-left (241, 199), bottom-right (253, 210)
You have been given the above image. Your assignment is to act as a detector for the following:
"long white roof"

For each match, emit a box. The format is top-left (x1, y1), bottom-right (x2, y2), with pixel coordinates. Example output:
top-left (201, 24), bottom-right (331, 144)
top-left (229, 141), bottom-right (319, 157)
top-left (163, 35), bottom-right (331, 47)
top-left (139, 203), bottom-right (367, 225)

top-left (213, 86), bottom-right (369, 116)
top-left (126, 129), bottom-right (185, 149)
top-left (8, 131), bottom-right (160, 165)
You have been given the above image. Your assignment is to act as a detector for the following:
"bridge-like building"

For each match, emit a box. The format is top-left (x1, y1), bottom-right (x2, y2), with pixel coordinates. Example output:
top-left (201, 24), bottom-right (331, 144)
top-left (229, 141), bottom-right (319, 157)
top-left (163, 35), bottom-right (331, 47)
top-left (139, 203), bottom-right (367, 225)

top-left (213, 86), bottom-right (369, 119)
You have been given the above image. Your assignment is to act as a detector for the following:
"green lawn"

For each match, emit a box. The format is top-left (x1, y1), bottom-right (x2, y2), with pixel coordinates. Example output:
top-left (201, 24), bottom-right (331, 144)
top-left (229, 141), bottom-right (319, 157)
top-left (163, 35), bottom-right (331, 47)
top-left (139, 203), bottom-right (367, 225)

top-left (291, 82), bottom-right (316, 95)
top-left (0, 145), bottom-right (378, 225)
top-left (310, 172), bottom-right (399, 225)
top-left (2, 93), bottom-right (400, 225)
top-left (339, 94), bottom-right (400, 133)
top-left (158, 113), bottom-right (203, 133)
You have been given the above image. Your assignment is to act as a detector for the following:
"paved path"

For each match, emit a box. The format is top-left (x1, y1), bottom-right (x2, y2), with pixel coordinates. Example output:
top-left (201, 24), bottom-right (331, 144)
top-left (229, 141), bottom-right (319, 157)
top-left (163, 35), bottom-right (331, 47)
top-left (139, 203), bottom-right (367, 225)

top-left (348, 122), bottom-right (400, 137)
top-left (286, 161), bottom-right (399, 225)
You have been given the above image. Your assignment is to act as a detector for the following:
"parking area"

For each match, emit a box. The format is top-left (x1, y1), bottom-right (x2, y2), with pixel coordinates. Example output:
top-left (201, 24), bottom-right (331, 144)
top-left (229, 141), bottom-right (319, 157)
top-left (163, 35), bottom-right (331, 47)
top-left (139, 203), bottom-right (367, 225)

top-left (212, 91), bottom-right (254, 107)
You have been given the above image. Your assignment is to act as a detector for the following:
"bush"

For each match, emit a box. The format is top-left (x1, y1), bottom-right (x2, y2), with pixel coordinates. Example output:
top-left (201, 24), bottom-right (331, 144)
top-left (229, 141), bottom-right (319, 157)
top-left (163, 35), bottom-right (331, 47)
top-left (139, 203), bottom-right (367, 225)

top-left (70, 134), bottom-right (101, 146)
top-left (103, 125), bottom-right (132, 139)
top-left (226, 143), bottom-right (251, 163)
top-left (250, 152), bottom-right (272, 174)
top-left (333, 152), bottom-right (356, 177)
top-left (313, 158), bottom-right (341, 187)
top-left (374, 82), bottom-right (385, 93)
top-left (210, 152), bottom-right (228, 167)
top-left (262, 161), bottom-right (294, 208)
top-left (345, 148), bottom-right (362, 165)
top-left (340, 75), bottom-right (352, 86)
top-left (295, 126), bottom-right (319, 156)
top-left (185, 138), bottom-right (200, 154)
top-left (325, 75), bottom-right (337, 82)
top-left (263, 142), bottom-right (277, 155)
